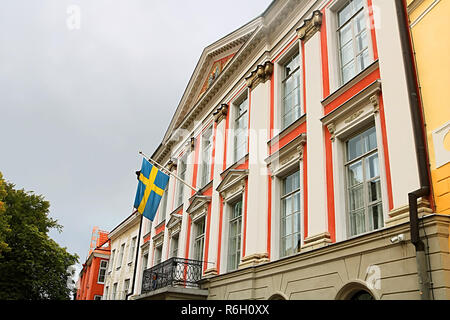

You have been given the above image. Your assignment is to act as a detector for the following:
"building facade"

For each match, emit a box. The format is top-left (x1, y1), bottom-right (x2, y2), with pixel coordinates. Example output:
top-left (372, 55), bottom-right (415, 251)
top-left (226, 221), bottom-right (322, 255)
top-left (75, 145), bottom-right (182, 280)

top-left (407, 0), bottom-right (450, 215)
top-left (103, 211), bottom-right (141, 300)
top-left (129, 0), bottom-right (450, 300)
top-left (76, 228), bottom-right (110, 300)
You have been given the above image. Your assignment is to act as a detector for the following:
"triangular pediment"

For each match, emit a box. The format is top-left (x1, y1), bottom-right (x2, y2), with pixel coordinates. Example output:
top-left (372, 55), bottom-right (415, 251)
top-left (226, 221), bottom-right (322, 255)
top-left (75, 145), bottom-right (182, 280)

top-left (186, 195), bottom-right (211, 215)
top-left (158, 18), bottom-right (263, 156)
top-left (216, 169), bottom-right (249, 194)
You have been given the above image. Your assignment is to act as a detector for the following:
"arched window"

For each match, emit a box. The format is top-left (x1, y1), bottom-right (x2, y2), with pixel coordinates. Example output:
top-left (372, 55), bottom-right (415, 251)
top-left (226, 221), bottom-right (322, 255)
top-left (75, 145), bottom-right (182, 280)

top-left (350, 290), bottom-right (374, 300)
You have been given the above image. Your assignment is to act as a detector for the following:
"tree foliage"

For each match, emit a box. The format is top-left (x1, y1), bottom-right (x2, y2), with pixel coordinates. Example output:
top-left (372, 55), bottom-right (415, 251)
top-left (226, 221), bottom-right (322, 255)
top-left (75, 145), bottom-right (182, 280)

top-left (0, 174), bottom-right (79, 300)
top-left (0, 172), bottom-right (10, 258)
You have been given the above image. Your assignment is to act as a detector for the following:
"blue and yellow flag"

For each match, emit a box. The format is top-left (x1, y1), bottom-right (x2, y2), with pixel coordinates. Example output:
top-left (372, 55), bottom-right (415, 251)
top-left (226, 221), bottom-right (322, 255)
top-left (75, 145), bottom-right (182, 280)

top-left (134, 158), bottom-right (169, 221)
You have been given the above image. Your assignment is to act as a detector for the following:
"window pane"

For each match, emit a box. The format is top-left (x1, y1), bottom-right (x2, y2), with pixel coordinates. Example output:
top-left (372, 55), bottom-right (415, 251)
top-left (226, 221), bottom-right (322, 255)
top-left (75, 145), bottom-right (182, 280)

top-left (348, 161), bottom-right (363, 186)
top-left (349, 209), bottom-right (366, 236)
top-left (357, 49), bottom-right (370, 72)
top-left (341, 42), bottom-right (355, 67)
top-left (349, 185), bottom-right (364, 210)
top-left (342, 60), bottom-right (355, 83)
top-left (285, 54), bottom-right (299, 77)
top-left (366, 153), bottom-right (379, 179)
top-left (293, 211), bottom-right (300, 233)
top-left (293, 192), bottom-right (301, 213)
top-left (354, 0), bottom-right (365, 12)
top-left (339, 23), bottom-right (353, 46)
top-left (283, 196), bottom-right (292, 217)
top-left (368, 179), bottom-right (382, 203)
top-left (338, 1), bottom-right (353, 27)
top-left (368, 203), bottom-right (383, 231)
top-left (355, 10), bottom-right (366, 34)
top-left (356, 30), bottom-right (368, 52)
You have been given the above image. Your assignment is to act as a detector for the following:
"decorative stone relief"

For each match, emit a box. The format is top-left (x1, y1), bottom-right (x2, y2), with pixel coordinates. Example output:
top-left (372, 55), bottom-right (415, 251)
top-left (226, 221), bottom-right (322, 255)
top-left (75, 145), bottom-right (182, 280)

top-left (245, 61), bottom-right (274, 89)
top-left (213, 103), bottom-right (228, 123)
top-left (344, 110), bottom-right (365, 124)
top-left (327, 123), bottom-right (336, 141)
top-left (370, 94), bottom-right (380, 113)
top-left (296, 10), bottom-right (323, 42)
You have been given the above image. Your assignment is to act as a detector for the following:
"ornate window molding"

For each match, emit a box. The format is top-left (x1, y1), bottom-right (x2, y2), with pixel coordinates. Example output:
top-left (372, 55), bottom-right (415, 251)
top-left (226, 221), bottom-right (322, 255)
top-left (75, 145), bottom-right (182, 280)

top-left (266, 133), bottom-right (306, 178)
top-left (166, 212), bottom-right (183, 238)
top-left (186, 195), bottom-right (211, 223)
top-left (216, 169), bottom-right (248, 203)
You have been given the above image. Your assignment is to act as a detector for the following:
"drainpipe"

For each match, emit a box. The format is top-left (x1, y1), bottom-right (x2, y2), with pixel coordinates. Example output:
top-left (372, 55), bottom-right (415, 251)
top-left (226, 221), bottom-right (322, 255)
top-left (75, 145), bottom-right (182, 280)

top-left (394, 0), bottom-right (432, 299)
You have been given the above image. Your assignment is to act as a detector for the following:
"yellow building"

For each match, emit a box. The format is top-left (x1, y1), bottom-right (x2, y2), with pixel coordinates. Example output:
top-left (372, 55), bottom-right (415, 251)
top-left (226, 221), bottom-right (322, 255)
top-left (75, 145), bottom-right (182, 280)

top-left (407, 0), bottom-right (450, 214)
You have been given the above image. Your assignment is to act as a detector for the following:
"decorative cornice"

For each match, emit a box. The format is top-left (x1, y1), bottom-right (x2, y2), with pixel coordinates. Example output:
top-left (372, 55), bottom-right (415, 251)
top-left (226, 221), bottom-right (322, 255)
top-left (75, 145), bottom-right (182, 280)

top-left (245, 61), bottom-right (274, 89)
top-left (327, 123), bottom-right (336, 142)
top-left (167, 159), bottom-right (177, 171)
top-left (213, 103), bottom-right (229, 123)
top-left (296, 10), bottom-right (323, 42)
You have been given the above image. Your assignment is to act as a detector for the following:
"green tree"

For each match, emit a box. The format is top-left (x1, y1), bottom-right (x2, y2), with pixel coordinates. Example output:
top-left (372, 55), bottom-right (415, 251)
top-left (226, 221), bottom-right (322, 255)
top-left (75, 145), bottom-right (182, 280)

top-left (0, 178), bottom-right (79, 300)
top-left (0, 172), bottom-right (10, 258)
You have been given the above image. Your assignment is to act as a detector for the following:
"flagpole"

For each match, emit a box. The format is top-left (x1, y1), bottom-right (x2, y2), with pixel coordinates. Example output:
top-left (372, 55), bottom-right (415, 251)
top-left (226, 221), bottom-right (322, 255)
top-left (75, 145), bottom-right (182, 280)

top-left (139, 151), bottom-right (198, 193)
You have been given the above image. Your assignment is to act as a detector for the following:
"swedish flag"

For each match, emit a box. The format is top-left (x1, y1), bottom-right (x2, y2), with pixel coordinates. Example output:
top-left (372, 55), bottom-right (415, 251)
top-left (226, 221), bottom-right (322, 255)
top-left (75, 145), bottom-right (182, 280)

top-left (134, 158), bottom-right (169, 221)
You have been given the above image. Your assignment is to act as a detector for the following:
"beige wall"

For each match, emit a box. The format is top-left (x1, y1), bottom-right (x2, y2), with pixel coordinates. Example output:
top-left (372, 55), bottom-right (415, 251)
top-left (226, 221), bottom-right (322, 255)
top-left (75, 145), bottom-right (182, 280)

top-left (201, 215), bottom-right (450, 300)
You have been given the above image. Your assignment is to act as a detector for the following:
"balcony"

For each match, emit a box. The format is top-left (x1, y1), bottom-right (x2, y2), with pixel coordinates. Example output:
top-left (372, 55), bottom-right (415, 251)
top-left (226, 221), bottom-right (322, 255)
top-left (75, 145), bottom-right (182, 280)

top-left (135, 257), bottom-right (208, 300)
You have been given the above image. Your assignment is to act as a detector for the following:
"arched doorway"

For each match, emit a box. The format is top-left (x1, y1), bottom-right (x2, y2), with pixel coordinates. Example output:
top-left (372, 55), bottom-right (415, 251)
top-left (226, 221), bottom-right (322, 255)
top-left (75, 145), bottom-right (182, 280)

top-left (335, 281), bottom-right (377, 300)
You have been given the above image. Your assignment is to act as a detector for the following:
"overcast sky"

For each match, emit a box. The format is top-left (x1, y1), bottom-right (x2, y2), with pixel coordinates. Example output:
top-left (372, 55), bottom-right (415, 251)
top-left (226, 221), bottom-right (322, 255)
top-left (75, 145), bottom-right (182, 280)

top-left (0, 0), bottom-right (273, 276)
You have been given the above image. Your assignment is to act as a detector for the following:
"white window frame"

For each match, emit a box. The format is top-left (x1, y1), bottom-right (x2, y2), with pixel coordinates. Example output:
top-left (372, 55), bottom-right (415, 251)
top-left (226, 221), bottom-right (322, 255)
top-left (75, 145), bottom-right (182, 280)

top-left (279, 169), bottom-right (302, 258)
top-left (170, 234), bottom-right (179, 258)
top-left (328, 94), bottom-right (389, 242)
top-left (325, 0), bottom-right (375, 92)
top-left (200, 126), bottom-right (213, 188)
top-left (192, 217), bottom-right (206, 263)
top-left (117, 243), bottom-right (125, 269)
top-left (97, 260), bottom-right (108, 284)
top-left (280, 51), bottom-right (302, 130)
top-left (109, 249), bottom-right (115, 272)
top-left (123, 279), bottom-right (130, 299)
top-left (154, 245), bottom-right (163, 266)
top-left (128, 236), bottom-right (137, 263)
top-left (232, 92), bottom-right (249, 163)
top-left (227, 198), bottom-right (243, 272)
top-left (344, 125), bottom-right (383, 237)
top-left (176, 154), bottom-right (187, 207)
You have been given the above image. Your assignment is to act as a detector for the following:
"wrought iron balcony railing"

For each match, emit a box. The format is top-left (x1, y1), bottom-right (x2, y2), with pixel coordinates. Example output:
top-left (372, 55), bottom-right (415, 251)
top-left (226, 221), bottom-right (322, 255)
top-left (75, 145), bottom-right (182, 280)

top-left (141, 257), bottom-right (203, 293)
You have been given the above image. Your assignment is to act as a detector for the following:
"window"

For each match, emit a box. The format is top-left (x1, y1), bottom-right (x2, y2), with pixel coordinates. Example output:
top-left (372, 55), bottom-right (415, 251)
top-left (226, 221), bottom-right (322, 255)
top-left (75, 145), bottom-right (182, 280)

top-left (227, 200), bottom-right (242, 271)
top-left (109, 249), bottom-right (115, 272)
top-left (123, 279), bottom-right (130, 299)
top-left (154, 245), bottom-right (162, 266)
top-left (112, 283), bottom-right (118, 300)
top-left (200, 127), bottom-right (213, 187)
top-left (193, 218), bottom-right (206, 262)
top-left (104, 286), bottom-right (109, 300)
top-left (94, 295), bottom-right (102, 300)
top-left (170, 235), bottom-right (179, 258)
top-left (234, 96), bottom-right (248, 162)
top-left (158, 184), bottom-right (169, 223)
top-left (282, 52), bottom-right (301, 129)
top-left (176, 155), bottom-right (187, 207)
top-left (345, 126), bottom-right (383, 237)
top-left (128, 237), bottom-right (137, 263)
top-left (142, 253), bottom-right (149, 271)
top-left (97, 260), bottom-right (108, 284)
top-left (337, 0), bottom-right (370, 84)
top-left (117, 243), bottom-right (125, 269)
top-left (280, 170), bottom-right (301, 257)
